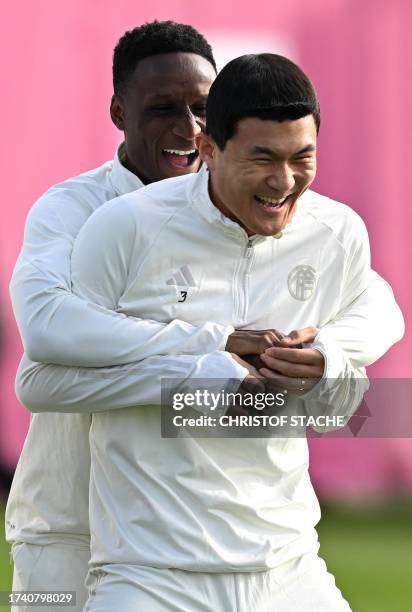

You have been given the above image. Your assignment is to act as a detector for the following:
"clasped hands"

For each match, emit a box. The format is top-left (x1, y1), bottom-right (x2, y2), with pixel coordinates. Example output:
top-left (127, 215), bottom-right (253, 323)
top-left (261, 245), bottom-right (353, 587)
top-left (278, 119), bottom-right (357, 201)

top-left (225, 327), bottom-right (324, 397)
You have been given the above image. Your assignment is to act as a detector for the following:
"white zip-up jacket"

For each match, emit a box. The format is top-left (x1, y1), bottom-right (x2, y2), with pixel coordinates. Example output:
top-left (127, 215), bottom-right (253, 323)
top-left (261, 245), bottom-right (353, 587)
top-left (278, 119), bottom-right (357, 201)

top-left (5, 149), bottom-right (244, 547)
top-left (6, 154), bottom-right (404, 551)
top-left (42, 165), bottom-right (400, 572)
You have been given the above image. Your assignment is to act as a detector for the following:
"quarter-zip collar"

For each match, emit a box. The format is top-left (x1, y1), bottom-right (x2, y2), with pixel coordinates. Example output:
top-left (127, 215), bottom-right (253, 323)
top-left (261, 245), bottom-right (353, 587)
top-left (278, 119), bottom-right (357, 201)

top-left (110, 143), bottom-right (145, 197)
top-left (189, 164), bottom-right (299, 244)
top-left (189, 165), bottom-right (246, 236)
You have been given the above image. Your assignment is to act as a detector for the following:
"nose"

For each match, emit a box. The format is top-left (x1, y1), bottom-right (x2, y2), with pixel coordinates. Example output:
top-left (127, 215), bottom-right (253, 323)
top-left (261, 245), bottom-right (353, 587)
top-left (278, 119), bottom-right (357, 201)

top-left (172, 108), bottom-right (202, 140)
top-left (266, 162), bottom-right (295, 194)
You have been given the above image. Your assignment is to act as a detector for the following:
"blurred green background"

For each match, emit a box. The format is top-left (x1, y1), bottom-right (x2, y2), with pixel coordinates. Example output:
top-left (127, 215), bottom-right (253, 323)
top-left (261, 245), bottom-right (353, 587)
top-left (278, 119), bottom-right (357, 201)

top-left (317, 502), bottom-right (412, 612)
top-left (0, 504), bottom-right (12, 611)
top-left (1, 499), bottom-right (411, 612)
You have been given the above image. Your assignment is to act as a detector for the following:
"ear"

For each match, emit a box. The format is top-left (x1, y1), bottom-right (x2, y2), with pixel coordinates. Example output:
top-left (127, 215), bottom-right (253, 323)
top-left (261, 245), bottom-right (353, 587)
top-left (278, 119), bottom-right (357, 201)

top-left (196, 132), bottom-right (218, 171)
top-left (110, 94), bottom-right (125, 131)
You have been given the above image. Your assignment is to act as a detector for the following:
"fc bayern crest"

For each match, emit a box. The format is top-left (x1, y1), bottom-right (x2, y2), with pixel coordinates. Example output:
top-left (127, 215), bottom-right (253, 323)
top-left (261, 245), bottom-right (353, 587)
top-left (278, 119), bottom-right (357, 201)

top-left (288, 265), bottom-right (317, 301)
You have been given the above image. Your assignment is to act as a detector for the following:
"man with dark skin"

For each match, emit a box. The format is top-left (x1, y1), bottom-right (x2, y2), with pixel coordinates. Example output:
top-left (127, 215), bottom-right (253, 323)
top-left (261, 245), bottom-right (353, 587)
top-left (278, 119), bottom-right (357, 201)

top-left (111, 52), bottom-right (212, 181)
top-left (6, 21), bottom-right (403, 612)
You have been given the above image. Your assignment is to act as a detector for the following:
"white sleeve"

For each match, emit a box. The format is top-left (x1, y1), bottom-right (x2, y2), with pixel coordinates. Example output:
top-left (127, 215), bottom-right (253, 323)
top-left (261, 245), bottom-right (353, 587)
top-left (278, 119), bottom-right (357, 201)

top-left (310, 211), bottom-right (404, 379)
top-left (14, 195), bottom-right (248, 414)
top-left (314, 270), bottom-right (404, 370)
top-left (16, 351), bottom-right (248, 414)
top-left (302, 211), bottom-right (376, 431)
top-left (302, 354), bottom-right (369, 433)
top-left (11, 194), bottom-right (233, 367)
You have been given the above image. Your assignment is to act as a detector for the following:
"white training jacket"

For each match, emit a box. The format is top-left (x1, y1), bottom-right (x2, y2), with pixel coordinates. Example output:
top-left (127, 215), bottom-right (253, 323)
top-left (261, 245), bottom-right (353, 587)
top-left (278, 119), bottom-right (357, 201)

top-left (5, 148), bottom-right (244, 547)
top-left (6, 154), bottom-right (404, 553)
top-left (19, 165), bottom-right (401, 572)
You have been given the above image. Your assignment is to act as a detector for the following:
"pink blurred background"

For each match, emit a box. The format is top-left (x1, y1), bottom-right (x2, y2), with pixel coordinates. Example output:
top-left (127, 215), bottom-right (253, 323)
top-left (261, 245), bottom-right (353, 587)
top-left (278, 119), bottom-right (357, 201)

top-left (1, 0), bottom-right (411, 499)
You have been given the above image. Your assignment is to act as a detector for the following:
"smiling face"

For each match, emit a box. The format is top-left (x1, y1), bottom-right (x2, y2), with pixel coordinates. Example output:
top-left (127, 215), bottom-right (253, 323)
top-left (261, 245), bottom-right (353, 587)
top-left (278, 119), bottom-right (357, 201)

top-left (110, 52), bottom-right (216, 184)
top-left (197, 115), bottom-right (317, 236)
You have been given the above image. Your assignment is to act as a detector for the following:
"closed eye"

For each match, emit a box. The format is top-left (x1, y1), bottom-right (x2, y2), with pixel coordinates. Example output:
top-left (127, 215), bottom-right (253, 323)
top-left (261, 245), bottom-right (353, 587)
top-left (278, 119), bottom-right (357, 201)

top-left (192, 105), bottom-right (207, 116)
top-left (149, 105), bottom-right (175, 113)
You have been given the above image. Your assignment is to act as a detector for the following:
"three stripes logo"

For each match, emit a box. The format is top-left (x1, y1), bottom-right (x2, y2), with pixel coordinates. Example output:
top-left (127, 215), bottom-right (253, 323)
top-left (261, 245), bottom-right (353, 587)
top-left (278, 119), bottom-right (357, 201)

top-left (166, 265), bottom-right (197, 302)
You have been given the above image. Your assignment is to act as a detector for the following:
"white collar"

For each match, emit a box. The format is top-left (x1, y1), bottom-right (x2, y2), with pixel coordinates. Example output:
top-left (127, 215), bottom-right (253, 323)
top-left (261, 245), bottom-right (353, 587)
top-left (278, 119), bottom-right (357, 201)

top-left (189, 165), bottom-right (246, 235)
top-left (110, 143), bottom-right (145, 196)
top-left (189, 165), bottom-right (279, 242)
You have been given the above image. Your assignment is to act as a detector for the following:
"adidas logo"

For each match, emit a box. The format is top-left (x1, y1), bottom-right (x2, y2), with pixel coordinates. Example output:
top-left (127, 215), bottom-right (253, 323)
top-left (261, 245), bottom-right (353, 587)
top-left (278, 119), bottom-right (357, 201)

top-left (166, 265), bottom-right (197, 287)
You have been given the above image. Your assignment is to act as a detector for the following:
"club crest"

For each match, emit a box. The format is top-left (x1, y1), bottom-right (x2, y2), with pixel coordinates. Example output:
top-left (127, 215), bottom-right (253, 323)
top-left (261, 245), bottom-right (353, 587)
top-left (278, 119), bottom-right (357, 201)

top-left (288, 265), bottom-right (317, 301)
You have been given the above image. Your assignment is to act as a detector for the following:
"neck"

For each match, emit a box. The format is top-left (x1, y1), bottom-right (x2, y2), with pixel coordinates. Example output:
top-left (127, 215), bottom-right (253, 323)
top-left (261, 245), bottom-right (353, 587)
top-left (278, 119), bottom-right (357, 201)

top-left (208, 174), bottom-right (244, 227)
top-left (207, 173), bottom-right (253, 237)
top-left (120, 144), bottom-right (151, 185)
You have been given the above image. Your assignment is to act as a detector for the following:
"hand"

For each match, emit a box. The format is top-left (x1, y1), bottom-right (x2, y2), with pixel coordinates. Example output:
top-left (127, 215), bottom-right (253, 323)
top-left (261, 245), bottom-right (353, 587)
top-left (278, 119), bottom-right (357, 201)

top-left (259, 346), bottom-right (325, 396)
top-left (227, 354), bottom-right (265, 417)
top-left (230, 353), bottom-right (265, 383)
top-left (241, 353), bottom-right (266, 371)
top-left (278, 326), bottom-right (320, 349)
top-left (226, 329), bottom-right (286, 356)
top-left (241, 326), bottom-right (320, 371)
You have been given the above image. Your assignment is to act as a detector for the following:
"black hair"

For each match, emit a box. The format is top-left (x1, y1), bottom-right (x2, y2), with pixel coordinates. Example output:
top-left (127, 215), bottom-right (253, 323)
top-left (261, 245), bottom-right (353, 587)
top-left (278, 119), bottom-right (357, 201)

top-left (206, 53), bottom-right (320, 149)
top-left (113, 20), bottom-right (216, 94)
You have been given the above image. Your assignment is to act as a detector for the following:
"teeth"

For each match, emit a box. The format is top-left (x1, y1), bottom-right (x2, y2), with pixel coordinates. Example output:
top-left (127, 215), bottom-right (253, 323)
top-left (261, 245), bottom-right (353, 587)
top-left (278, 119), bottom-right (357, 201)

top-left (256, 195), bottom-right (288, 208)
top-left (163, 149), bottom-right (196, 156)
top-left (258, 195), bottom-right (287, 204)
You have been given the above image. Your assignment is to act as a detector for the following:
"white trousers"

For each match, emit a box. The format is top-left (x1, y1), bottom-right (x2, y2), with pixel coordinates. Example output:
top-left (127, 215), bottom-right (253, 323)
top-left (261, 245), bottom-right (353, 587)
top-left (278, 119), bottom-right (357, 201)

top-left (85, 554), bottom-right (352, 612)
top-left (11, 542), bottom-right (90, 612)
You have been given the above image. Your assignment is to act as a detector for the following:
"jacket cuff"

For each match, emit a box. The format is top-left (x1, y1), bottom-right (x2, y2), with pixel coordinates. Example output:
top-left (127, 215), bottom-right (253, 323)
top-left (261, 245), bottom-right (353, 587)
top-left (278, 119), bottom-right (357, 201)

top-left (310, 330), bottom-right (347, 380)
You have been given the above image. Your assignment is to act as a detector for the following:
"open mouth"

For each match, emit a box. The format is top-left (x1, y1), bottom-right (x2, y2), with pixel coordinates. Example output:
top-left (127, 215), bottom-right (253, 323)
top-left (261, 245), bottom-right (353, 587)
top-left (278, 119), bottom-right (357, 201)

top-left (254, 194), bottom-right (290, 210)
top-left (162, 148), bottom-right (199, 169)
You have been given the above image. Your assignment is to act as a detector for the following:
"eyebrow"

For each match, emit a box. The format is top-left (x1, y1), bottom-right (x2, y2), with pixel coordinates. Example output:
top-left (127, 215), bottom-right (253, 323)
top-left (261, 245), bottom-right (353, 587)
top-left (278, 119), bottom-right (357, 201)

top-left (145, 94), bottom-right (175, 103)
top-left (145, 94), bottom-right (208, 103)
top-left (251, 144), bottom-right (316, 156)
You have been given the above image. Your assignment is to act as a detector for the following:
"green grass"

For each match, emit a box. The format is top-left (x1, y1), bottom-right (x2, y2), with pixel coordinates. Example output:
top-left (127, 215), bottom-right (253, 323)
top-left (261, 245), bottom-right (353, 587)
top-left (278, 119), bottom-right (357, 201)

top-left (0, 502), bottom-right (12, 610)
top-left (317, 502), bottom-right (412, 612)
top-left (1, 500), bottom-right (411, 611)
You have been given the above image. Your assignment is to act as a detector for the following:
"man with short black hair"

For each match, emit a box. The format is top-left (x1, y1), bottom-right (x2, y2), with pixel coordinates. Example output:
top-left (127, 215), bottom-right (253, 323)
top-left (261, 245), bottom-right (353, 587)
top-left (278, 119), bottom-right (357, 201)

top-left (30, 53), bottom-right (402, 610)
